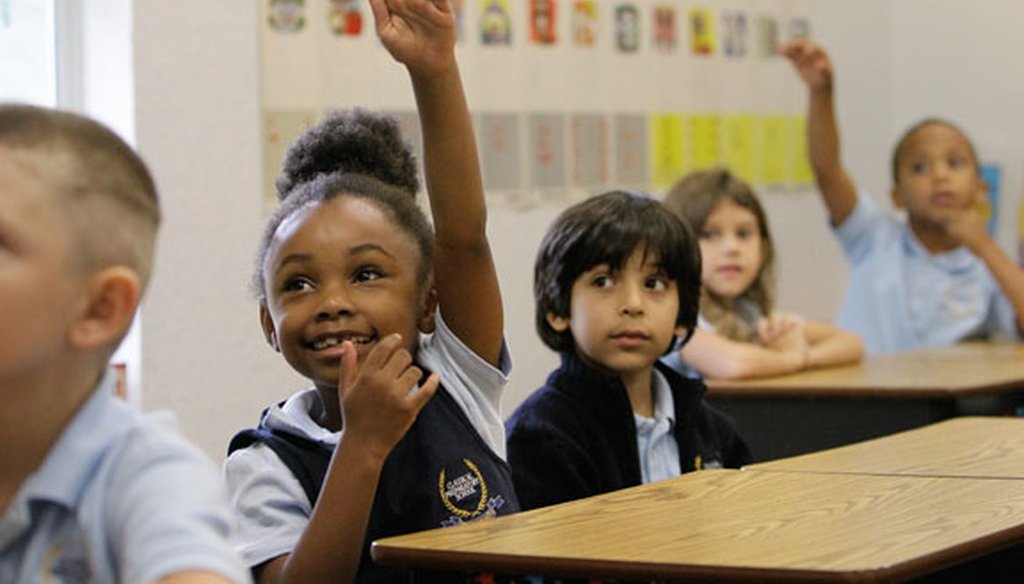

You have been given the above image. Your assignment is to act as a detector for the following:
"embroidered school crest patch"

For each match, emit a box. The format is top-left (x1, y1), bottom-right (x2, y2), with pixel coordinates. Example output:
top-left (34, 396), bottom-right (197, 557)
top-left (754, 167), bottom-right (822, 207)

top-left (438, 458), bottom-right (506, 526)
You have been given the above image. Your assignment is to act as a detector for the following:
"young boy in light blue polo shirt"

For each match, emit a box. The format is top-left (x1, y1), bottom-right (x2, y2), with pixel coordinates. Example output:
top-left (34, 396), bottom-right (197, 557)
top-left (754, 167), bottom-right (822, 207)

top-left (0, 104), bottom-right (248, 583)
top-left (783, 40), bottom-right (1024, 354)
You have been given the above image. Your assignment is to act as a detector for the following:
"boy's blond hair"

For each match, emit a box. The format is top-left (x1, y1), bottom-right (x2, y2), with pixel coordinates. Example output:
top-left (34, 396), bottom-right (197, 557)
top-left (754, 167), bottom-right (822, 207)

top-left (0, 104), bottom-right (161, 290)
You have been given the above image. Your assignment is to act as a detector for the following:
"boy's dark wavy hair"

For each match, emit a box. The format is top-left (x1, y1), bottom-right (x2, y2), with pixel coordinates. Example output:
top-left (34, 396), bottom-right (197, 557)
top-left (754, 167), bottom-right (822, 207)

top-left (534, 190), bottom-right (702, 354)
top-left (253, 108), bottom-right (433, 301)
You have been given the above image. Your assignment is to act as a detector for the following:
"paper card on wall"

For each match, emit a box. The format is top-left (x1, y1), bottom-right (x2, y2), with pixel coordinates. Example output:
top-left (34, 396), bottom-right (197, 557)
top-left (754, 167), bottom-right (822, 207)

top-left (614, 114), bottom-right (649, 187)
top-left (570, 114), bottom-right (608, 187)
top-left (788, 17), bottom-right (810, 41)
top-left (263, 109), bottom-right (318, 209)
top-left (980, 164), bottom-right (1001, 235)
top-left (722, 12), bottom-right (748, 58)
top-left (650, 113), bottom-right (685, 188)
top-left (479, 112), bottom-right (522, 192)
top-left (571, 1), bottom-right (598, 47)
top-left (689, 114), bottom-right (721, 170)
top-left (757, 16), bottom-right (779, 58)
top-left (327, 0), bottom-right (364, 37)
top-left (653, 6), bottom-right (677, 52)
top-left (722, 115), bottom-right (755, 183)
top-left (759, 115), bottom-right (788, 185)
top-left (689, 8), bottom-right (715, 56)
top-left (480, 0), bottom-right (512, 45)
top-left (529, 0), bottom-right (557, 45)
top-left (453, 0), bottom-right (465, 41)
top-left (614, 4), bottom-right (641, 53)
top-left (790, 116), bottom-right (814, 186)
top-left (528, 113), bottom-right (567, 189)
top-left (267, 0), bottom-right (306, 34)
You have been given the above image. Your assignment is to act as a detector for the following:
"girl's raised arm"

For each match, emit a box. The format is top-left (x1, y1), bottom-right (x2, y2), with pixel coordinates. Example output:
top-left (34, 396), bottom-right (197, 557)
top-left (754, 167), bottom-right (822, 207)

top-left (372, 0), bottom-right (503, 366)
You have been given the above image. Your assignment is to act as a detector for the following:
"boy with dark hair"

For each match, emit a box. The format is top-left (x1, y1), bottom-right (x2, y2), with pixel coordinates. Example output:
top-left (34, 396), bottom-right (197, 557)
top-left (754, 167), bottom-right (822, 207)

top-left (506, 190), bottom-right (752, 511)
top-left (0, 104), bottom-right (247, 583)
top-left (782, 40), bottom-right (1024, 353)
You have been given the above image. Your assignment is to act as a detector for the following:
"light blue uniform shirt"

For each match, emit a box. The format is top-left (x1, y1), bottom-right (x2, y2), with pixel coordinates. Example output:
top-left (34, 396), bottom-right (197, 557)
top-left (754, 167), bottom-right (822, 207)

top-left (0, 370), bottom-right (249, 583)
top-left (634, 370), bottom-right (680, 484)
top-left (834, 191), bottom-right (1020, 354)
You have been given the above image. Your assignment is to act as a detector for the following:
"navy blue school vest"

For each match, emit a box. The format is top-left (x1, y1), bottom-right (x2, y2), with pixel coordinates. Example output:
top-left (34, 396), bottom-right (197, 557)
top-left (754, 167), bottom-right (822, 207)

top-left (229, 381), bottom-right (519, 583)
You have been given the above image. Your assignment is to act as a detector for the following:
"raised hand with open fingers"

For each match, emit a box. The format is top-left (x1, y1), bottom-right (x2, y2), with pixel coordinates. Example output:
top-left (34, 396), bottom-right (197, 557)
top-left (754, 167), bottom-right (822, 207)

top-left (369, 0), bottom-right (456, 76)
top-left (336, 334), bottom-right (439, 460)
top-left (780, 39), bottom-right (834, 92)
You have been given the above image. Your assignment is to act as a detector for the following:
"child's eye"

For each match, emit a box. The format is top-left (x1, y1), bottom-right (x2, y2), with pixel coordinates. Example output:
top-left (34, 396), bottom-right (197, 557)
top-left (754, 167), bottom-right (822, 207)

top-left (699, 229), bottom-right (719, 240)
top-left (282, 277), bottom-right (313, 293)
top-left (737, 228), bottom-right (756, 240)
top-left (909, 161), bottom-right (928, 174)
top-left (353, 267), bottom-right (383, 282)
top-left (645, 276), bottom-right (669, 292)
top-left (948, 157), bottom-right (966, 169)
top-left (591, 274), bottom-right (613, 288)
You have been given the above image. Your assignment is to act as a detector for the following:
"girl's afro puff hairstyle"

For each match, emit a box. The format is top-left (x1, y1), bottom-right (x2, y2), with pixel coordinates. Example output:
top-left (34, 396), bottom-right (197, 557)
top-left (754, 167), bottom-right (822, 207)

top-left (275, 107), bottom-right (420, 199)
top-left (253, 108), bottom-right (433, 302)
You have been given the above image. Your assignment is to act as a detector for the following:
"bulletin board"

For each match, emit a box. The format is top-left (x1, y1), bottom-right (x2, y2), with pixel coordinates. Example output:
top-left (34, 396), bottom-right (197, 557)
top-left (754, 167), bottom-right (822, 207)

top-left (260, 0), bottom-right (819, 209)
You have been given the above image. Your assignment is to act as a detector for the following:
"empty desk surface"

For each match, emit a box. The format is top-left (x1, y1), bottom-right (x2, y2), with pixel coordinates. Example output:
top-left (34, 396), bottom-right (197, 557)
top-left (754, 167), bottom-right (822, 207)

top-left (707, 343), bottom-right (1024, 398)
top-left (747, 416), bottom-right (1024, 479)
top-left (704, 343), bottom-right (1024, 461)
top-left (372, 469), bottom-right (1024, 583)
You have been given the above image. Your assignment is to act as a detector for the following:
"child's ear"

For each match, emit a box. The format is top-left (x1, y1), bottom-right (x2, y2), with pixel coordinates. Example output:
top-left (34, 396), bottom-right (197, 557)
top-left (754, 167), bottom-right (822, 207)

top-left (889, 185), bottom-right (906, 210)
top-left (974, 173), bottom-right (990, 205)
top-left (675, 325), bottom-right (689, 339)
top-left (418, 285), bottom-right (438, 334)
top-left (259, 303), bottom-right (280, 352)
top-left (68, 266), bottom-right (141, 351)
top-left (545, 312), bottom-right (570, 332)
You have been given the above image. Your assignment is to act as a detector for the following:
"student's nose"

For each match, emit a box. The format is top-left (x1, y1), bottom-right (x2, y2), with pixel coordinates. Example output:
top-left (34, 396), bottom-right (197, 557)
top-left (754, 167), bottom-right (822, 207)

top-left (316, 283), bottom-right (355, 319)
top-left (618, 280), bottom-right (645, 317)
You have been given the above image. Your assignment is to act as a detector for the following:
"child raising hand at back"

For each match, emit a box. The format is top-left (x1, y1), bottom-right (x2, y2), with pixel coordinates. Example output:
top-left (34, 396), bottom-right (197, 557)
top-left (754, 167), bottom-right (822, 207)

top-left (662, 168), bottom-right (863, 380)
top-left (781, 39), bottom-right (1024, 353)
top-left (225, 2), bottom-right (517, 582)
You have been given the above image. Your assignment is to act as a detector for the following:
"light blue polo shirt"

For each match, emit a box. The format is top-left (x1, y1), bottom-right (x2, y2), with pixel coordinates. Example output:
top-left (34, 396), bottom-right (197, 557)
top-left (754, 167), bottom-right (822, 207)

top-left (0, 370), bottom-right (249, 583)
top-left (834, 191), bottom-right (1019, 354)
top-left (634, 370), bottom-right (680, 484)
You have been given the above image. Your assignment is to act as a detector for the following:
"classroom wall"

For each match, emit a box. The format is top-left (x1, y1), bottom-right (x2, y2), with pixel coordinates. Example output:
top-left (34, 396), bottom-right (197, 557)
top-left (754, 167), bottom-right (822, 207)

top-left (133, 1), bottom-right (1019, 461)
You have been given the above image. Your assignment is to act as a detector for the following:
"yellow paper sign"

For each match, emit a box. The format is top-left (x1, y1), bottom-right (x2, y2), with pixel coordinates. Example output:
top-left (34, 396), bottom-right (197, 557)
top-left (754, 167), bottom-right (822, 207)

top-left (650, 113), bottom-right (685, 188)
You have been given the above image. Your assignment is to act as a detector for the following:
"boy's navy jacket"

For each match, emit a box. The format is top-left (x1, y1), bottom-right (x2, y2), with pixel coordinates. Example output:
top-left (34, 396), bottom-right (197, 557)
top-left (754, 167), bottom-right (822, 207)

top-left (505, 352), bottom-right (753, 511)
top-left (229, 377), bottom-right (519, 583)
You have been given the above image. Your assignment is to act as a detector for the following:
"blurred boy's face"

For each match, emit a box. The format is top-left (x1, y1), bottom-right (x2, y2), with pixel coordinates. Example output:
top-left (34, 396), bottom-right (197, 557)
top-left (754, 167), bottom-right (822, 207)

top-left (698, 200), bottom-right (764, 304)
top-left (260, 196), bottom-right (432, 395)
top-left (892, 123), bottom-right (985, 228)
top-left (547, 246), bottom-right (685, 379)
top-left (0, 149), bottom-right (85, 384)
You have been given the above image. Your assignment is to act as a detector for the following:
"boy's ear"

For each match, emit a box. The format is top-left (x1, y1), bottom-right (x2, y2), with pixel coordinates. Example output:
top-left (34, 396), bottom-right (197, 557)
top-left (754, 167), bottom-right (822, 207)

top-left (889, 185), bottom-right (906, 210)
top-left (545, 312), bottom-right (570, 332)
top-left (418, 285), bottom-right (438, 334)
top-left (675, 325), bottom-right (689, 339)
top-left (68, 266), bottom-right (141, 351)
top-left (974, 174), bottom-right (990, 205)
top-left (259, 303), bottom-right (280, 351)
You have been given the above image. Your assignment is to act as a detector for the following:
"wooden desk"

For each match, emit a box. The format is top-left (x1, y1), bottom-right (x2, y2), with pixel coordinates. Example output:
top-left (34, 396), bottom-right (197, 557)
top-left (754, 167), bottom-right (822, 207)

top-left (705, 343), bottom-right (1024, 461)
top-left (372, 469), bottom-right (1024, 582)
top-left (747, 416), bottom-right (1024, 479)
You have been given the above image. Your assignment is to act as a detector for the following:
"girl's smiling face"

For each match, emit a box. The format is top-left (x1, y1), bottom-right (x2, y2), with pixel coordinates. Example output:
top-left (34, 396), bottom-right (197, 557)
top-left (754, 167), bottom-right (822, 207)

top-left (697, 200), bottom-right (765, 305)
top-left (259, 195), bottom-right (434, 393)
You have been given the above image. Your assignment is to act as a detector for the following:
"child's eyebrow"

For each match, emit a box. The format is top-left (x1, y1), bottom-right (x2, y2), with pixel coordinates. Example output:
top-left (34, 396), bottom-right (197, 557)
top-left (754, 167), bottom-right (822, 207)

top-left (274, 252), bottom-right (312, 273)
top-left (349, 242), bottom-right (396, 259)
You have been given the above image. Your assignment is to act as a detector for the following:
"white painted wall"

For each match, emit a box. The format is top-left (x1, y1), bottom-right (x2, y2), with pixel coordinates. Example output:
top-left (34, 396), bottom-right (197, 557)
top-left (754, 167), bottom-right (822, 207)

top-left (133, 1), bottom-right (1019, 461)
